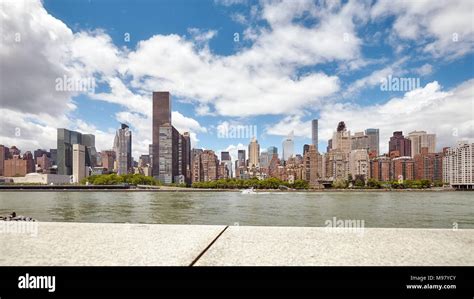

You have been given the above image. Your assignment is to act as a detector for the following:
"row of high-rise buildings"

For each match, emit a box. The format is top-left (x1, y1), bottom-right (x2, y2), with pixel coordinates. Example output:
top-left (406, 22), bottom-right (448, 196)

top-left (186, 119), bottom-right (471, 190)
top-left (1, 91), bottom-right (472, 189)
top-left (56, 124), bottom-right (132, 182)
top-left (0, 122), bottom-right (133, 184)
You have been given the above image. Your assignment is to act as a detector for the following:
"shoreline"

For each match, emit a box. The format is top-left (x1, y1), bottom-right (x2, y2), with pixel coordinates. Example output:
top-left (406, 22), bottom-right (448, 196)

top-left (0, 185), bottom-right (459, 192)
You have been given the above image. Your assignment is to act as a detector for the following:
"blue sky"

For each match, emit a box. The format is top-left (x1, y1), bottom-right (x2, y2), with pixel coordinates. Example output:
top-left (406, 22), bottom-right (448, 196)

top-left (1, 0), bottom-right (473, 161)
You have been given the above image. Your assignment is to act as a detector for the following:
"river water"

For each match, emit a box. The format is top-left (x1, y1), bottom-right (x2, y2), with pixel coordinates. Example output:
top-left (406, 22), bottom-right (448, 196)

top-left (0, 191), bottom-right (473, 228)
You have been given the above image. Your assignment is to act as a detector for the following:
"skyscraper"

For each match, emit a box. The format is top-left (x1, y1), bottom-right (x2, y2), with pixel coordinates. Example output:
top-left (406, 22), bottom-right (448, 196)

top-left (101, 150), bottom-right (116, 172)
top-left (151, 91), bottom-right (191, 183)
top-left (0, 145), bottom-right (7, 176)
top-left (82, 134), bottom-right (97, 168)
top-left (282, 132), bottom-right (294, 161)
top-left (221, 151), bottom-right (232, 178)
top-left (114, 123), bottom-right (132, 175)
top-left (303, 144), bottom-right (310, 155)
top-left (365, 128), bottom-right (379, 156)
top-left (312, 119), bottom-right (318, 152)
top-left (332, 121), bottom-right (351, 153)
top-left (221, 151), bottom-right (231, 161)
top-left (49, 149), bottom-right (57, 166)
top-left (57, 128), bottom-right (96, 175)
top-left (192, 150), bottom-right (218, 182)
top-left (248, 137), bottom-right (260, 167)
top-left (259, 151), bottom-right (271, 168)
top-left (351, 132), bottom-right (368, 151)
top-left (391, 156), bottom-right (415, 181)
top-left (443, 141), bottom-right (474, 189)
top-left (267, 146), bottom-right (278, 155)
top-left (389, 131), bottom-right (411, 157)
top-left (152, 91), bottom-right (171, 178)
top-left (158, 124), bottom-right (177, 184)
top-left (414, 147), bottom-right (443, 182)
top-left (303, 144), bottom-right (319, 187)
top-left (349, 149), bottom-right (369, 179)
top-left (180, 132), bottom-right (192, 183)
top-left (72, 144), bottom-right (86, 183)
top-left (238, 150), bottom-right (246, 166)
top-left (408, 131), bottom-right (436, 157)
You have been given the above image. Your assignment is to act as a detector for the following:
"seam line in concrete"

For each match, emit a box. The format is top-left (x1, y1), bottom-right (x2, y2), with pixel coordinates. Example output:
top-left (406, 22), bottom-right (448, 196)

top-left (189, 225), bottom-right (229, 266)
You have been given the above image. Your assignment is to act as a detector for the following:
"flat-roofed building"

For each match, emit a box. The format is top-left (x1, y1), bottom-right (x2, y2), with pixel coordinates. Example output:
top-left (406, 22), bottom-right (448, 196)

top-left (392, 156), bottom-right (415, 181)
top-left (443, 141), bottom-right (473, 189)
top-left (72, 144), bottom-right (86, 183)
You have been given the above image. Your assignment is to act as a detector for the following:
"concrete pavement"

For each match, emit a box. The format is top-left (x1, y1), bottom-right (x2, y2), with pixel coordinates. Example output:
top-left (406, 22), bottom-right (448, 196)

top-left (1, 222), bottom-right (472, 266)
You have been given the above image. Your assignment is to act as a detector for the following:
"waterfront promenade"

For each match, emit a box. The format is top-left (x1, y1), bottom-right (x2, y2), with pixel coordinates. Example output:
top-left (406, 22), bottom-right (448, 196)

top-left (1, 222), bottom-right (472, 266)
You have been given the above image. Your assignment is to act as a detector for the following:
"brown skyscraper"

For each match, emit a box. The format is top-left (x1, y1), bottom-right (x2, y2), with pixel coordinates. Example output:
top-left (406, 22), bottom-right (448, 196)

top-left (389, 131), bottom-right (411, 157)
top-left (152, 92), bottom-right (172, 178)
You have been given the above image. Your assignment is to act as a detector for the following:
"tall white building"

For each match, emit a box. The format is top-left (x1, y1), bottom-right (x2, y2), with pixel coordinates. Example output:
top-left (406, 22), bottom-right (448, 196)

top-left (72, 144), bottom-right (86, 183)
top-left (114, 123), bottom-right (132, 175)
top-left (443, 141), bottom-right (474, 190)
top-left (282, 131), bottom-right (294, 161)
top-left (408, 131), bottom-right (436, 157)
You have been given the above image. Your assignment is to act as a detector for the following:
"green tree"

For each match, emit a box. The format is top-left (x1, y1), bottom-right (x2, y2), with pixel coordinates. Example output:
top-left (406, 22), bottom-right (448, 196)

top-left (332, 179), bottom-right (348, 189)
top-left (367, 178), bottom-right (381, 189)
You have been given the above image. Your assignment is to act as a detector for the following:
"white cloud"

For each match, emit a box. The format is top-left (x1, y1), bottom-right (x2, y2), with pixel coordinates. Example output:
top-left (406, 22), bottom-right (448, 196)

top-left (371, 0), bottom-right (474, 59)
top-left (344, 57), bottom-right (409, 96)
top-left (231, 13), bottom-right (247, 25)
top-left (123, 0), bottom-right (371, 117)
top-left (266, 115), bottom-right (310, 138)
top-left (187, 28), bottom-right (218, 44)
top-left (214, 0), bottom-right (247, 6)
top-left (0, 0), bottom-right (205, 159)
top-left (0, 0), bottom-right (75, 115)
top-left (0, 107), bottom-right (115, 155)
top-left (1, 0), bottom-right (472, 161)
top-left (415, 63), bottom-right (434, 76)
top-left (172, 111), bottom-right (207, 134)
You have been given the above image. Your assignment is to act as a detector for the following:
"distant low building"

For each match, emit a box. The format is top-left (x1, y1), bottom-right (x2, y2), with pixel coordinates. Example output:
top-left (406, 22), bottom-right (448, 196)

top-left (36, 154), bottom-right (51, 173)
top-left (91, 167), bottom-right (108, 176)
top-left (6, 173), bottom-right (72, 185)
top-left (3, 152), bottom-right (35, 177)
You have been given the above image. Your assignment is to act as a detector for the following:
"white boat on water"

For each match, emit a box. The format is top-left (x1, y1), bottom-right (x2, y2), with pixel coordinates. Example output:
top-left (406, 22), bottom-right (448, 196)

top-left (241, 188), bottom-right (257, 194)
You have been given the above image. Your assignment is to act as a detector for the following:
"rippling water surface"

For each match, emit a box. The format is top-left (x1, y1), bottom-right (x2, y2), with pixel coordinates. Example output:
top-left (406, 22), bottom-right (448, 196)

top-left (0, 191), bottom-right (473, 228)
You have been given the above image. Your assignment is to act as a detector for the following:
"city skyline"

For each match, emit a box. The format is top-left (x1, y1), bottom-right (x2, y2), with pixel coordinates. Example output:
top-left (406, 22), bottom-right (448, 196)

top-left (1, 0), bottom-right (473, 164)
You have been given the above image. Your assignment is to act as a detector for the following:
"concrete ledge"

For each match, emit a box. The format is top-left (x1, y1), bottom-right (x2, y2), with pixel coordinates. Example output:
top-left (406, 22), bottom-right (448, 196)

top-left (1, 222), bottom-right (472, 266)
top-left (0, 222), bottom-right (226, 266)
top-left (195, 226), bottom-right (474, 266)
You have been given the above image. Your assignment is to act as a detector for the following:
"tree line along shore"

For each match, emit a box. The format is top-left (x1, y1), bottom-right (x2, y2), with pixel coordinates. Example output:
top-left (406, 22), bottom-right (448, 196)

top-left (1, 173), bottom-right (446, 190)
